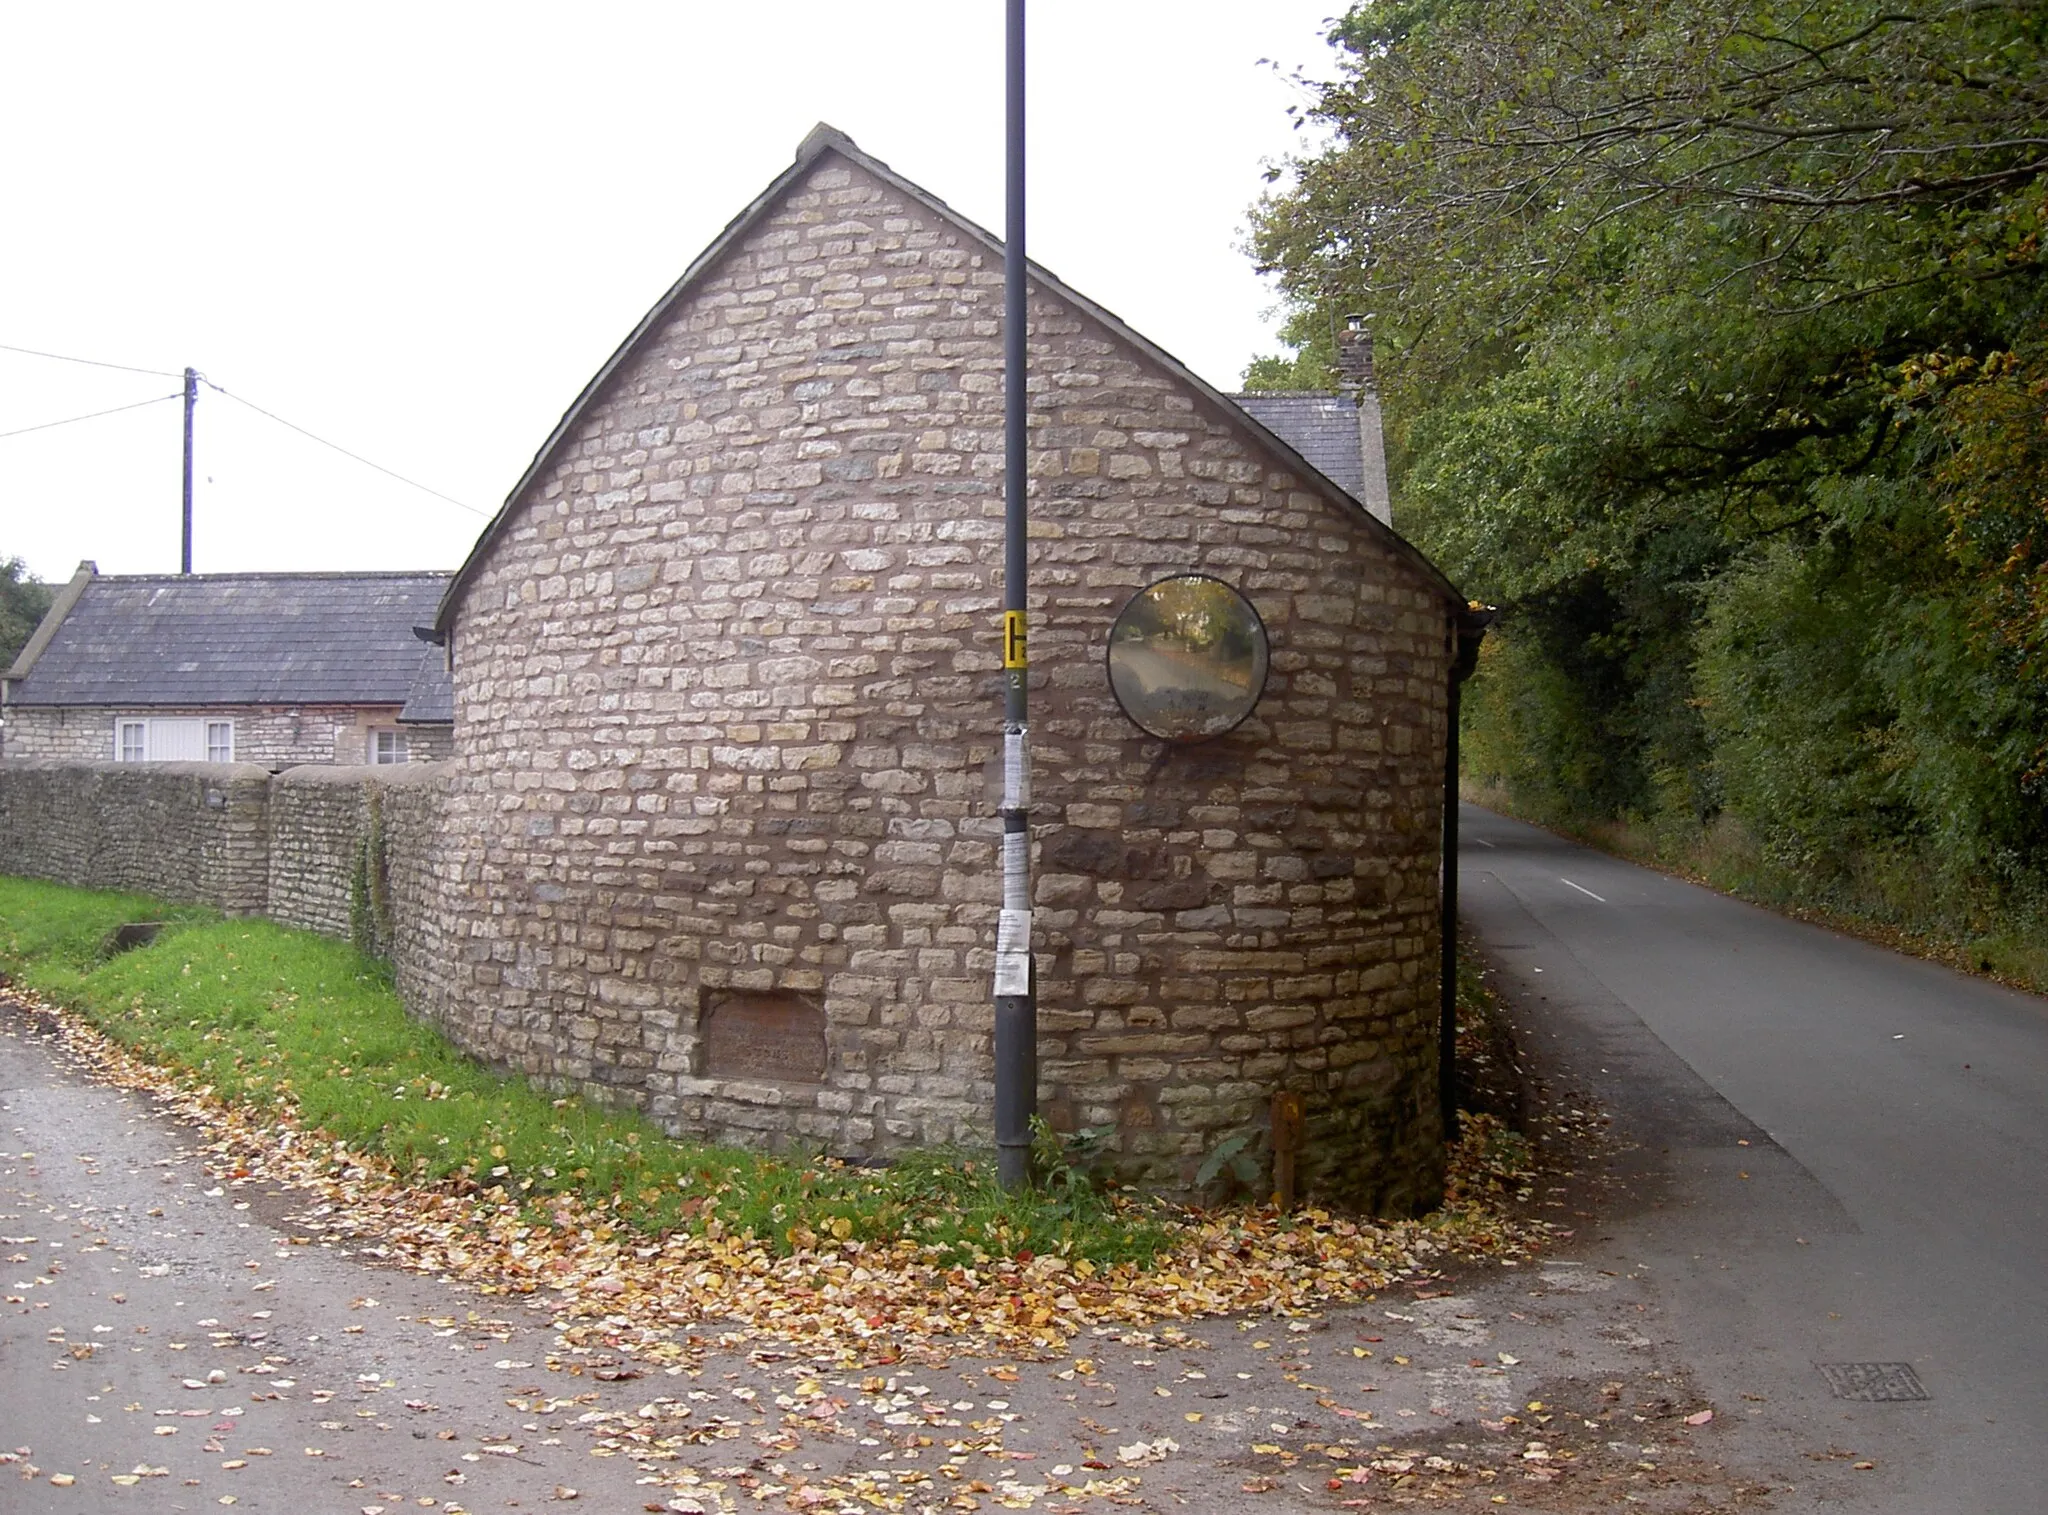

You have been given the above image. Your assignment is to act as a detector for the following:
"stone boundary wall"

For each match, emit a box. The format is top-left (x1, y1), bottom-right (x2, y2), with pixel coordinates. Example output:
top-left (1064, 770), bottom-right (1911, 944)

top-left (0, 761), bottom-right (449, 959)
top-left (0, 759), bottom-right (272, 913)
top-left (379, 771), bottom-right (458, 1046)
top-left (261, 764), bottom-right (449, 945)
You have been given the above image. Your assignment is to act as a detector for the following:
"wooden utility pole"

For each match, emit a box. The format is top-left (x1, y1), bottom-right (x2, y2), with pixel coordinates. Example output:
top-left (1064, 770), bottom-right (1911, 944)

top-left (180, 367), bottom-right (197, 574)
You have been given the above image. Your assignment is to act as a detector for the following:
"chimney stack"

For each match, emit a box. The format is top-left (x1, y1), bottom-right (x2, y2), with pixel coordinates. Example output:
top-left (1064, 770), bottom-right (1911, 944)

top-left (1336, 312), bottom-right (1375, 396)
top-left (1336, 315), bottom-right (1392, 527)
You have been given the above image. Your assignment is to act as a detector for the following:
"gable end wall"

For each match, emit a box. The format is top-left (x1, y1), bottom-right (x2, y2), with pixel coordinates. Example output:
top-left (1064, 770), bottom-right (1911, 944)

top-left (425, 153), bottom-right (1455, 1210)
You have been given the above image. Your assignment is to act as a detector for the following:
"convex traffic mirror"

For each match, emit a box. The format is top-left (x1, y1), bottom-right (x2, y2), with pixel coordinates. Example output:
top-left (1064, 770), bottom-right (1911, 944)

top-left (1106, 573), bottom-right (1270, 742)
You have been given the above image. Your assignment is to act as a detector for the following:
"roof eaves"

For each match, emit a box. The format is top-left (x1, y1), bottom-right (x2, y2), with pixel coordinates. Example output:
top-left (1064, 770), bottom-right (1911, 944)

top-left (434, 124), bottom-right (1466, 630)
top-left (434, 125), bottom-right (863, 637)
top-left (4, 560), bottom-right (96, 685)
top-left (826, 154), bottom-right (1465, 609)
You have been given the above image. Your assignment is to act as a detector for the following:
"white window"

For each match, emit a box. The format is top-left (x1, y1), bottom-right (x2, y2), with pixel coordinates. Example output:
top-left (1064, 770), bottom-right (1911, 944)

top-left (371, 728), bottom-right (408, 765)
top-left (112, 717), bottom-right (233, 762)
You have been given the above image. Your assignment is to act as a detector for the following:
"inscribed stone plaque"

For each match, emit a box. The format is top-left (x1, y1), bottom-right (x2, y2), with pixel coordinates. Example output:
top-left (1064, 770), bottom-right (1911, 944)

top-left (701, 991), bottom-right (827, 1083)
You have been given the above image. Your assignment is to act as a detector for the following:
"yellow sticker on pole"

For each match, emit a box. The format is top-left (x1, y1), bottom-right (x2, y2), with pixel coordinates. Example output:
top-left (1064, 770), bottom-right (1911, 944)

top-left (1003, 610), bottom-right (1028, 669)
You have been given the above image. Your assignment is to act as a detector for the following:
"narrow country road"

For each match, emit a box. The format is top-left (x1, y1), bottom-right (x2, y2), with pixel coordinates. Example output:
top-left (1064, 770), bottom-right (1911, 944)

top-left (1462, 804), bottom-right (2048, 1514)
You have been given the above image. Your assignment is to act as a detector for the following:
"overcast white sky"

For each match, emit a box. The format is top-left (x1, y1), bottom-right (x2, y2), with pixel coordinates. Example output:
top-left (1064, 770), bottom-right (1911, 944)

top-left (0, 2), bottom-right (1342, 584)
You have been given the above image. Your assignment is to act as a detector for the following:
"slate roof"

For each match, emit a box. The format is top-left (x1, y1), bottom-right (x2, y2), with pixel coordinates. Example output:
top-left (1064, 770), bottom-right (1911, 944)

top-left (1228, 393), bottom-right (1364, 499)
top-left (437, 123), bottom-right (1465, 635)
top-left (6, 572), bottom-right (453, 713)
top-left (397, 647), bottom-right (455, 725)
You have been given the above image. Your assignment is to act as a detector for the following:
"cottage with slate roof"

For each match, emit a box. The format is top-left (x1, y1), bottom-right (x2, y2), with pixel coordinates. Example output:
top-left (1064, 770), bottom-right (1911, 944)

top-left (400, 125), bottom-right (1482, 1209)
top-left (1, 564), bottom-right (453, 768)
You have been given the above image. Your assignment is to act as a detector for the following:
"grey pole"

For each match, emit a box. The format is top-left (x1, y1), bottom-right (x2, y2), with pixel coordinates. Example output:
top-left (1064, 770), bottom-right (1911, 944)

top-left (1439, 610), bottom-right (1492, 1142)
top-left (180, 367), bottom-right (197, 574)
top-left (993, 0), bottom-right (1037, 1191)
top-left (1438, 670), bottom-right (1464, 1144)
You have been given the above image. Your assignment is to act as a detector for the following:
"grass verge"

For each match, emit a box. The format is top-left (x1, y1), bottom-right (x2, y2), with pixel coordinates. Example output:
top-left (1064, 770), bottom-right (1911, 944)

top-left (0, 873), bottom-right (1552, 1337)
top-left (2, 874), bottom-right (1561, 1353)
top-left (0, 875), bottom-right (1164, 1268)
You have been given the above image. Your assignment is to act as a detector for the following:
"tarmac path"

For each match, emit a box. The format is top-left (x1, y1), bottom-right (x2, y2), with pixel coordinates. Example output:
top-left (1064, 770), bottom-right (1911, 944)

top-left (0, 1005), bottom-right (663, 1515)
top-left (1, 989), bottom-right (1740, 1515)
top-left (1460, 803), bottom-right (2048, 1514)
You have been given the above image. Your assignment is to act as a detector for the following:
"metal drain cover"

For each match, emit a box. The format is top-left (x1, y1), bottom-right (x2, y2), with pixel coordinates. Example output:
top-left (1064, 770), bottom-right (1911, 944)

top-left (1817, 1362), bottom-right (1929, 1401)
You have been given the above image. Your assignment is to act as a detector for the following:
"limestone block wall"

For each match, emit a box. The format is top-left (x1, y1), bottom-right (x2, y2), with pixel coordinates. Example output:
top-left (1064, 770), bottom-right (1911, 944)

top-left (0, 709), bottom-right (112, 762)
top-left (1, 705), bottom-right (450, 768)
top-left (263, 768), bottom-right (364, 936)
top-left (0, 762), bottom-right (454, 980)
top-left (264, 764), bottom-right (455, 1010)
top-left (0, 759), bottom-right (272, 914)
top-left (430, 148), bottom-right (1458, 1210)
top-left (380, 768), bottom-right (461, 1036)
top-left (396, 726), bottom-right (454, 763)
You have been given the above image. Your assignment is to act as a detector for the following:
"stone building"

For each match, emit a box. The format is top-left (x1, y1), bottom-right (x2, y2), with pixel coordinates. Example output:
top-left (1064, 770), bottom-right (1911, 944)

top-left (1, 564), bottom-right (453, 768)
top-left (414, 125), bottom-right (1479, 1210)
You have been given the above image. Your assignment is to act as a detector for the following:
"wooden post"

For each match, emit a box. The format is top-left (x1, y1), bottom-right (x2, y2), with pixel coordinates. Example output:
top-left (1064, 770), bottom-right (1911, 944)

top-left (1271, 1090), bottom-right (1304, 1211)
top-left (180, 367), bottom-right (197, 574)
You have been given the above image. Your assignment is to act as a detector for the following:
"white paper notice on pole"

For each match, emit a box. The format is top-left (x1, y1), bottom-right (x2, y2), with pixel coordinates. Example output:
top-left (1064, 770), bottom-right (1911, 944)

top-left (1003, 730), bottom-right (1030, 810)
top-left (1002, 830), bottom-right (1030, 911)
top-left (994, 907), bottom-right (1032, 996)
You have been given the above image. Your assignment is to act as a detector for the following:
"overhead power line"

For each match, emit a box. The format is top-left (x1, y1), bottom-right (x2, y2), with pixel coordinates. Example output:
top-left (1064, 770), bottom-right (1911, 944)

top-left (0, 391), bottom-right (184, 441)
top-left (201, 380), bottom-right (490, 518)
top-left (0, 341), bottom-right (184, 380)
top-left (0, 336), bottom-right (490, 520)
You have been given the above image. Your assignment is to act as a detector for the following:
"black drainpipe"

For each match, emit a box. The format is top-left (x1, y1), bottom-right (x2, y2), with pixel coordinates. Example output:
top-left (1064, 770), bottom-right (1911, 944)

top-left (1439, 606), bottom-right (1495, 1144)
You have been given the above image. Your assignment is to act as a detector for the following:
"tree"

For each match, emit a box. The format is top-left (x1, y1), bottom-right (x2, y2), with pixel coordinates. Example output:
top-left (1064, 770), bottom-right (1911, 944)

top-left (1255, 1), bottom-right (2047, 380)
top-left (1928, 344), bottom-right (2048, 690)
top-left (1250, 1), bottom-right (2048, 927)
top-left (0, 557), bottom-right (51, 668)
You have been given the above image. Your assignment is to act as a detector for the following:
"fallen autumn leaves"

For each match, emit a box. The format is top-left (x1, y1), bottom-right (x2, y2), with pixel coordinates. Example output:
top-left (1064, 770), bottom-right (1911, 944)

top-left (4, 973), bottom-right (1571, 1515)
top-left (6, 979), bottom-right (1554, 1364)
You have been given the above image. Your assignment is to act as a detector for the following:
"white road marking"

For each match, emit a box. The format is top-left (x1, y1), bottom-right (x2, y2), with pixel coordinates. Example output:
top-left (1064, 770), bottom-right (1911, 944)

top-left (1559, 877), bottom-right (1607, 903)
top-left (1473, 837), bottom-right (1497, 848)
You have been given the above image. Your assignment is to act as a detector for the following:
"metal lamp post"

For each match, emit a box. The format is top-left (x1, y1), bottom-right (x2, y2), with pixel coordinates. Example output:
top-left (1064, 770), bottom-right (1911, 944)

top-left (993, 0), bottom-right (1037, 1191)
